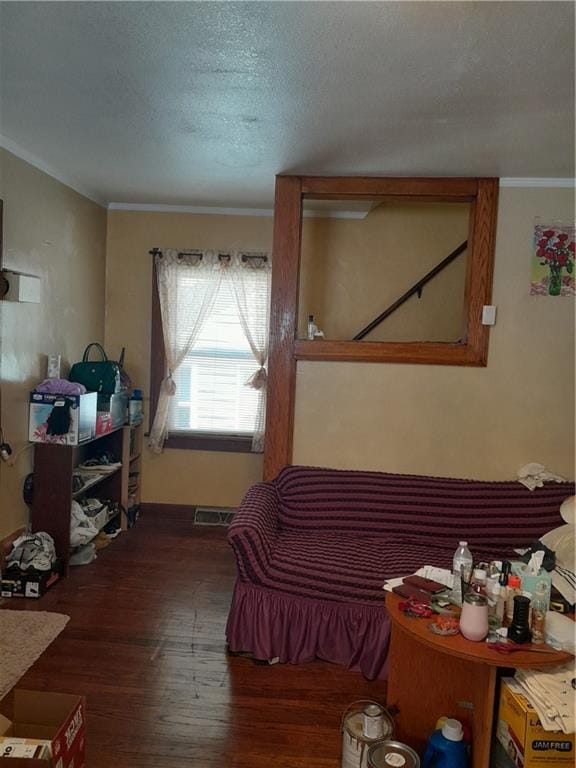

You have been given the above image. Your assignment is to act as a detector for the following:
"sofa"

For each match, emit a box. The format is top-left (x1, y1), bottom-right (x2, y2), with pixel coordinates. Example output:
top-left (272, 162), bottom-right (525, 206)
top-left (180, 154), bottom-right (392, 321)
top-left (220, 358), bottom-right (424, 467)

top-left (226, 465), bottom-right (574, 680)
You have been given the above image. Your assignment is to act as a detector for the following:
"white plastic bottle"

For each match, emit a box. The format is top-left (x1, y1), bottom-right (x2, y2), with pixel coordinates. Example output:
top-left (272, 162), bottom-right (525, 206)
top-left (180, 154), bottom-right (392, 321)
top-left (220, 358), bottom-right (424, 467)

top-left (307, 315), bottom-right (318, 340)
top-left (452, 541), bottom-right (473, 606)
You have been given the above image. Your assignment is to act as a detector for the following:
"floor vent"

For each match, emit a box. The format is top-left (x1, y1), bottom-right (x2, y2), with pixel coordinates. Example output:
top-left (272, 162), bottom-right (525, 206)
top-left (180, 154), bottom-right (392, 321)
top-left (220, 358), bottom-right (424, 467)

top-left (194, 507), bottom-right (235, 526)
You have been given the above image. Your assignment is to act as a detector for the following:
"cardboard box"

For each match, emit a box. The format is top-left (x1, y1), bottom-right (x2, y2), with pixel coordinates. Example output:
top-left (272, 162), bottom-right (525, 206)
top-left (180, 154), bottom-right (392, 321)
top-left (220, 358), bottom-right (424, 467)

top-left (29, 393), bottom-right (97, 445)
top-left (96, 392), bottom-right (128, 429)
top-left (0, 690), bottom-right (86, 767)
top-left (0, 561), bottom-right (62, 599)
top-left (497, 678), bottom-right (574, 768)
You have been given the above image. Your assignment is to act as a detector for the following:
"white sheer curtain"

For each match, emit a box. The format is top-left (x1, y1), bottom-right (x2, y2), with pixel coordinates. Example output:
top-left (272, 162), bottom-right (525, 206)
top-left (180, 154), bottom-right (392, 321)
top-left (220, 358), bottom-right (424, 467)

top-left (227, 252), bottom-right (272, 452)
top-left (149, 249), bottom-right (223, 453)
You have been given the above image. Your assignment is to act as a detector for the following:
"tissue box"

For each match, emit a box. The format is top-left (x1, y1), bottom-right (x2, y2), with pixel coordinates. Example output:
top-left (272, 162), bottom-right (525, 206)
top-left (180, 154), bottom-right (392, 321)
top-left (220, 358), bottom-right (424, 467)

top-left (511, 562), bottom-right (552, 609)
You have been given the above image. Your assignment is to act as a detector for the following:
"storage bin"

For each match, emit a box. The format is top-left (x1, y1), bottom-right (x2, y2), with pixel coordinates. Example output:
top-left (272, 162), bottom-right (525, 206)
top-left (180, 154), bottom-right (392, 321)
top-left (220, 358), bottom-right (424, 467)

top-left (29, 392), bottom-right (97, 445)
top-left (97, 391), bottom-right (128, 428)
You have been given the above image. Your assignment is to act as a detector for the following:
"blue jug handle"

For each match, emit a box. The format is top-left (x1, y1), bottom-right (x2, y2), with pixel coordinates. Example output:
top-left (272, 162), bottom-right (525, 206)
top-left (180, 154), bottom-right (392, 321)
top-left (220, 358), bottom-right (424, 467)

top-left (422, 745), bottom-right (438, 768)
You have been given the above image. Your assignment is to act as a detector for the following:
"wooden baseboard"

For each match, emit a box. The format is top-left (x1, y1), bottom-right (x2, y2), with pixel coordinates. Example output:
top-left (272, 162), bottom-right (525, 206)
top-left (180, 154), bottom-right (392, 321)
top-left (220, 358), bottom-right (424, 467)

top-left (140, 503), bottom-right (197, 520)
top-left (0, 527), bottom-right (25, 570)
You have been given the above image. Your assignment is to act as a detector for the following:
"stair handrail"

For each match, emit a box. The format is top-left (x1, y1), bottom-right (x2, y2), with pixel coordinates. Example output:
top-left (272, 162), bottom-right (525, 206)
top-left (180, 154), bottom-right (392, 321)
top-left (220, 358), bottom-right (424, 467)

top-left (353, 240), bottom-right (468, 341)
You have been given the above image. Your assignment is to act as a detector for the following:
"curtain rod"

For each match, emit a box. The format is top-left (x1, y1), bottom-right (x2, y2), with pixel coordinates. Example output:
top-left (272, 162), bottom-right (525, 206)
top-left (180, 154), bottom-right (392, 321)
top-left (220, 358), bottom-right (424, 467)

top-left (149, 248), bottom-right (268, 262)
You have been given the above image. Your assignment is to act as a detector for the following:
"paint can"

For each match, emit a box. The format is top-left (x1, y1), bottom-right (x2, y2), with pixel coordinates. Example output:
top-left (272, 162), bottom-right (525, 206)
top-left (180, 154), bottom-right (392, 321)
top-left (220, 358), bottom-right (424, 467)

top-left (367, 740), bottom-right (421, 768)
top-left (341, 700), bottom-right (395, 768)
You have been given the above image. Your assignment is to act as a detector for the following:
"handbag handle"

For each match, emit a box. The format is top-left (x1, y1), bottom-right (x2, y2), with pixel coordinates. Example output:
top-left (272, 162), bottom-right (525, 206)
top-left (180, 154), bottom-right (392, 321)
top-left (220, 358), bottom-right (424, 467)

top-left (82, 343), bottom-right (109, 362)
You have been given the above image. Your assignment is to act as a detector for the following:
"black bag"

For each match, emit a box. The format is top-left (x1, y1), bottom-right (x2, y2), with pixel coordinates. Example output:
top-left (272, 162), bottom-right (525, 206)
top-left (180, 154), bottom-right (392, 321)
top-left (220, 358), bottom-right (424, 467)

top-left (69, 343), bottom-right (121, 395)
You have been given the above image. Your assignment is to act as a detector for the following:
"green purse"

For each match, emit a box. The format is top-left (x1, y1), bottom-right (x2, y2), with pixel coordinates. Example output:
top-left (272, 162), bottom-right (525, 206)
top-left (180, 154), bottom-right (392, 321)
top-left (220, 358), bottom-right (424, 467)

top-left (69, 343), bottom-right (122, 395)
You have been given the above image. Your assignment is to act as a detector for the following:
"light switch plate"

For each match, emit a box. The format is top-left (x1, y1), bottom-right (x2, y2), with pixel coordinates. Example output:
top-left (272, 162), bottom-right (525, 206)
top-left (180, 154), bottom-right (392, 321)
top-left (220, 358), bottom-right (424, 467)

top-left (482, 305), bottom-right (497, 325)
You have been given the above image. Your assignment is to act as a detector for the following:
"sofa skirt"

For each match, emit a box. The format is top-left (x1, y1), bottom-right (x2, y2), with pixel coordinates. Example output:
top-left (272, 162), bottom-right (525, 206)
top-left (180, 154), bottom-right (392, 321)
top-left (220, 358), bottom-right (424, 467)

top-left (226, 580), bottom-right (391, 680)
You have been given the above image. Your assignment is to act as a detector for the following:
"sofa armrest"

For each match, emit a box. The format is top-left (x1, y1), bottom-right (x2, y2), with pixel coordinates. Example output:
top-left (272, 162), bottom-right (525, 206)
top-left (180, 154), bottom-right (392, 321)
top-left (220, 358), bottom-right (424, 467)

top-left (227, 482), bottom-right (280, 584)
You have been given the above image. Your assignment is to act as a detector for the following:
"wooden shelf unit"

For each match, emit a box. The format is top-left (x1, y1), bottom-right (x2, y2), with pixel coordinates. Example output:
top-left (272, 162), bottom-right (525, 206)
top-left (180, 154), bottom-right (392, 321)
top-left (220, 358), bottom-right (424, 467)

top-left (123, 422), bottom-right (143, 522)
top-left (71, 465), bottom-right (123, 499)
top-left (31, 422), bottom-right (143, 574)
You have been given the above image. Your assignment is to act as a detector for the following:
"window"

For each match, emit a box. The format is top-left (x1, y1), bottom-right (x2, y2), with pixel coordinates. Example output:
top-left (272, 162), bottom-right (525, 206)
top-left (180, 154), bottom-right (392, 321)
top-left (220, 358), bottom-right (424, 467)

top-left (169, 279), bottom-right (261, 436)
top-left (150, 249), bottom-right (271, 453)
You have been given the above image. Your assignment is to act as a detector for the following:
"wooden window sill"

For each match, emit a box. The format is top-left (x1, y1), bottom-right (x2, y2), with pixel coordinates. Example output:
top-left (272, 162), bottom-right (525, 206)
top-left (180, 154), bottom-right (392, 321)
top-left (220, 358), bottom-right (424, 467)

top-left (164, 433), bottom-right (255, 453)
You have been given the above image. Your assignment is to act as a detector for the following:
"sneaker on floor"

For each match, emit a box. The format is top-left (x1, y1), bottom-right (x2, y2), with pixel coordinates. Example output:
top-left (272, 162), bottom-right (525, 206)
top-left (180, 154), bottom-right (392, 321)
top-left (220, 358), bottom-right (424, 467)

top-left (6, 532), bottom-right (56, 572)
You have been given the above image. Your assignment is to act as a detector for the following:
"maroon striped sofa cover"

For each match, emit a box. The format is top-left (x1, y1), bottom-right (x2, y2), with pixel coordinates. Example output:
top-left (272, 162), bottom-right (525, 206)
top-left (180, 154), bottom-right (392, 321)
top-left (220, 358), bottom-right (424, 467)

top-left (226, 465), bottom-right (574, 680)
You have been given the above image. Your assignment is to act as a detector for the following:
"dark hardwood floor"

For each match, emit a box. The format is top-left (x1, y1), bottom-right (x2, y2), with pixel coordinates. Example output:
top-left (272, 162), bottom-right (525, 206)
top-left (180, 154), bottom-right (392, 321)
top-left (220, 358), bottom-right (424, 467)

top-left (2, 510), bottom-right (385, 767)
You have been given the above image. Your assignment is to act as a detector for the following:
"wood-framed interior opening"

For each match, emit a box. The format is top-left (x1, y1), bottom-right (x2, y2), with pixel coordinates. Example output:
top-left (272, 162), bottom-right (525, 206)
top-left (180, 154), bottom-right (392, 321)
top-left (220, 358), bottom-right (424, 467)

top-left (263, 176), bottom-right (499, 480)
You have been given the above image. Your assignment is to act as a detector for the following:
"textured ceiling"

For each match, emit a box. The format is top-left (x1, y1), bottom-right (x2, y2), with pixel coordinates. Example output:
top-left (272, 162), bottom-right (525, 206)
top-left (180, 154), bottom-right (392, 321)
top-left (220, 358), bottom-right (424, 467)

top-left (0, 2), bottom-right (574, 207)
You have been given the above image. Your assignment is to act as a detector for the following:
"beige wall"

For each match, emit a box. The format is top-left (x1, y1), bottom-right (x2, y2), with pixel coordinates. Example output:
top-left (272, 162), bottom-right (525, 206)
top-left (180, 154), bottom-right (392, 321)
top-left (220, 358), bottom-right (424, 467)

top-left (293, 187), bottom-right (575, 480)
top-left (105, 210), bottom-right (273, 507)
top-left (0, 149), bottom-right (107, 540)
top-left (1, 171), bottom-right (569, 534)
top-left (299, 203), bottom-right (470, 342)
top-left (108, 189), bottom-right (574, 506)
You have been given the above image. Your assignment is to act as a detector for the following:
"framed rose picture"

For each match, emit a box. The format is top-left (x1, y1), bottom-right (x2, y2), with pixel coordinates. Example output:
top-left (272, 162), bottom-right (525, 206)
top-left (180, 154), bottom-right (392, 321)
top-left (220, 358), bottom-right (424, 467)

top-left (531, 223), bottom-right (575, 297)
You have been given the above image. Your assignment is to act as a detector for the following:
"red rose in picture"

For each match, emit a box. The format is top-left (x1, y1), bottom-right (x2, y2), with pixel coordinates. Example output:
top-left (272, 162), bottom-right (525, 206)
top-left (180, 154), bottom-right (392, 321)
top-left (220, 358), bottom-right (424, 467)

top-left (557, 254), bottom-right (567, 266)
top-left (569, 242), bottom-right (575, 252)
top-left (538, 238), bottom-right (549, 248)
top-left (557, 233), bottom-right (568, 242)
top-left (542, 229), bottom-right (556, 238)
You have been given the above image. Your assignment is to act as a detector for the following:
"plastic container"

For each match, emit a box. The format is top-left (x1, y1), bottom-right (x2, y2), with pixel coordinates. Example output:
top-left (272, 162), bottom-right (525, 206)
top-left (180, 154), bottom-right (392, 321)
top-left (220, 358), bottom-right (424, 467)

top-left (487, 582), bottom-right (505, 634)
top-left (505, 575), bottom-right (522, 625)
top-left (421, 720), bottom-right (467, 768)
top-left (530, 581), bottom-right (547, 644)
top-left (307, 315), bottom-right (318, 340)
top-left (129, 388), bottom-right (144, 425)
top-left (469, 568), bottom-right (487, 596)
top-left (451, 542), bottom-right (473, 606)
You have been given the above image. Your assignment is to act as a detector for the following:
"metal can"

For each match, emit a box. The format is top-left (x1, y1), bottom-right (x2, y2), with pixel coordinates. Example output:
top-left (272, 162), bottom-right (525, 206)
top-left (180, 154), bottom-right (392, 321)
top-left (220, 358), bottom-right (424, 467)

top-left (367, 740), bottom-right (421, 768)
top-left (342, 702), bottom-right (395, 768)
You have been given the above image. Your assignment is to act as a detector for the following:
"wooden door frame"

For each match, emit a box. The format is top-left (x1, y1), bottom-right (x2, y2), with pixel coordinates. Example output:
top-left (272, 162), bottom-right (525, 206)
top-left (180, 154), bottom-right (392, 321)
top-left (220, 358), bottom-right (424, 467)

top-left (263, 175), bottom-right (499, 480)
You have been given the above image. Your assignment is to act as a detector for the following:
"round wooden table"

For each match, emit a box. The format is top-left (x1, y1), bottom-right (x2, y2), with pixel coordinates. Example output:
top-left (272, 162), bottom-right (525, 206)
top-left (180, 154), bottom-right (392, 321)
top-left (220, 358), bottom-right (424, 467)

top-left (385, 593), bottom-right (573, 768)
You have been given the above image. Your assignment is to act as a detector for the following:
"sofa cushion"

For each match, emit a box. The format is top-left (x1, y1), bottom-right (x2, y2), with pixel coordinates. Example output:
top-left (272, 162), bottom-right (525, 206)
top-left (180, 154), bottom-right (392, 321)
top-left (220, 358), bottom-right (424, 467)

top-left (260, 530), bottom-right (457, 604)
top-left (275, 466), bottom-right (573, 552)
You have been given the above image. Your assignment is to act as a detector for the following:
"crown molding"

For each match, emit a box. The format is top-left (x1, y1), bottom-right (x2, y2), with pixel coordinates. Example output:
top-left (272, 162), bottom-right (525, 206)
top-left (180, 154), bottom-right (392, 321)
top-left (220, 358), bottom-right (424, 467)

top-left (108, 202), bottom-right (274, 217)
top-left (108, 202), bottom-right (371, 219)
top-left (0, 138), bottom-right (572, 213)
top-left (499, 178), bottom-right (575, 188)
top-left (0, 134), bottom-right (106, 206)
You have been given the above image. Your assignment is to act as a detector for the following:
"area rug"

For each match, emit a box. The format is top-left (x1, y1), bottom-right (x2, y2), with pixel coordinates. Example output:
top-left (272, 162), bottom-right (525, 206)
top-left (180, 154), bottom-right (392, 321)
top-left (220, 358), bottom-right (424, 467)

top-left (0, 611), bottom-right (69, 699)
